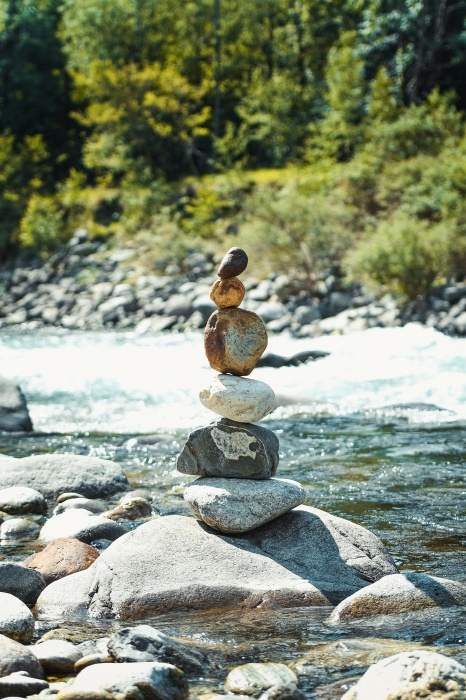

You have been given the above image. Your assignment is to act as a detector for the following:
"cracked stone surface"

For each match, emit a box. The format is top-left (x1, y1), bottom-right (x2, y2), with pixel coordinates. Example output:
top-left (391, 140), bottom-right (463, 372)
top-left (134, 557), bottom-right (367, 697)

top-left (35, 506), bottom-right (397, 620)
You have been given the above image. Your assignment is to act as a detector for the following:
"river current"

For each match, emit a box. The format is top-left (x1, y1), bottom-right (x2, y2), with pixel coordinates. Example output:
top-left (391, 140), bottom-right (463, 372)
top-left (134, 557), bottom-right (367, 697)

top-left (0, 324), bottom-right (465, 698)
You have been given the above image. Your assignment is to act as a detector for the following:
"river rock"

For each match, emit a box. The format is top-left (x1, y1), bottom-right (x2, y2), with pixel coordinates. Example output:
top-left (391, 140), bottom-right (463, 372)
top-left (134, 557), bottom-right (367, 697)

top-left (0, 634), bottom-right (44, 678)
top-left (205, 309), bottom-right (268, 376)
top-left (24, 538), bottom-right (99, 584)
top-left (56, 662), bottom-right (188, 700)
top-left (256, 350), bottom-right (329, 368)
top-left (54, 497), bottom-right (107, 515)
top-left (225, 663), bottom-right (298, 696)
top-left (104, 497), bottom-right (152, 521)
top-left (184, 478), bottom-right (305, 533)
top-left (0, 454), bottom-right (127, 498)
top-left (35, 506), bottom-right (397, 620)
top-left (107, 625), bottom-right (205, 673)
top-left (0, 563), bottom-right (45, 605)
top-left (39, 509), bottom-right (126, 544)
top-left (217, 248), bottom-right (248, 279)
top-left (176, 419), bottom-right (279, 479)
top-left (0, 593), bottom-right (35, 642)
top-left (342, 650), bottom-right (466, 699)
top-left (199, 375), bottom-right (276, 423)
top-left (32, 640), bottom-right (82, 674)
top-left (0, 671), bottom-right (48, 697)
top-left (0, 378), bottom-right (33, 432)
top-left (330, 572), bottom-right (466, 622)
top-left (0, 487), bottom-right (46, 515)
top-left (0, 517), bottom-right (40, 541)
top-left (210, 277), bottom-right (245, 309)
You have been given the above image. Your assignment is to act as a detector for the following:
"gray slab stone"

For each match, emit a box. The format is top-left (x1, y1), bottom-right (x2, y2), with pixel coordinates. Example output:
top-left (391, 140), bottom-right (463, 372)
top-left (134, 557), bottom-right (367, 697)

top-left (0, 379), bottom-right (32, 432)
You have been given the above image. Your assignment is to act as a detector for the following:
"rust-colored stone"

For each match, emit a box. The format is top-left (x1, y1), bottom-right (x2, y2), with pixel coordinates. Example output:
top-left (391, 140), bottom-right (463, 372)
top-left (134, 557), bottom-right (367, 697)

top-left (210, 277), bottom-right (245, 309)
top-left (204, 308), bottom-right (268, 376)
top-left (217, 247), bottom-right (248, 279)
top-left (24, 537), bottom-right (99, 584)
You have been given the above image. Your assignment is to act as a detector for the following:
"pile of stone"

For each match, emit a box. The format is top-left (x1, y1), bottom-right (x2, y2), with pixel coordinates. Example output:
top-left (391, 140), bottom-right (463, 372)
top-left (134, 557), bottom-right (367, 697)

top-left (177, 247), bottom-right (306, 534)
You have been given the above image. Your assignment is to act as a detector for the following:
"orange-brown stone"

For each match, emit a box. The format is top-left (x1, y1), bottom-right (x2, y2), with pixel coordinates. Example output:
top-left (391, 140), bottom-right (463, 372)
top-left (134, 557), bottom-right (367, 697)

top-left (210, 277), bottom-right (245, 309)
top-left (24, 537), bottom-right (99, 584)
top-left (217, 247), bottom-right (248, 279)
top-left (204, 308), bottom-right (268, 376)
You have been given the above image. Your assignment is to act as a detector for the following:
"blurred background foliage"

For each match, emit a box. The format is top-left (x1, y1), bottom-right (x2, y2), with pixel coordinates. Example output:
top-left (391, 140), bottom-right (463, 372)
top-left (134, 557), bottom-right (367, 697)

top-left (1, 0), bottom-right (466, 298)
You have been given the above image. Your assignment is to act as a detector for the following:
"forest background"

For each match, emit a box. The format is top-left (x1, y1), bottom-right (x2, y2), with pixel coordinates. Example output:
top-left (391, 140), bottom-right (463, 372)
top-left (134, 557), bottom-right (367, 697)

top-left (1, 0), bottom-right (466, 300)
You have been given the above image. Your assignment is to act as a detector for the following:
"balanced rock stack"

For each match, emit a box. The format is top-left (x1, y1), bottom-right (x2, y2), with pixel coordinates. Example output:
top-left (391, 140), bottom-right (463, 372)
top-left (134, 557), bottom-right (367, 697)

top-left (177, 248), bottom-right (305, 534)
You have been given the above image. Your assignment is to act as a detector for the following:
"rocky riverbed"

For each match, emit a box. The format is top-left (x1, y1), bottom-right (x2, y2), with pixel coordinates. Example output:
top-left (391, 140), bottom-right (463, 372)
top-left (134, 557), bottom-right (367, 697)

top-left (1, 229), bottom-right (465, 337)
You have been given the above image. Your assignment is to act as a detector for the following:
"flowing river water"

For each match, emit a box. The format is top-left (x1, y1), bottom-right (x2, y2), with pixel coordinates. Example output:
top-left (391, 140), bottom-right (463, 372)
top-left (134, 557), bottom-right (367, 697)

top-left (0, 324), bottom-right (465, 698)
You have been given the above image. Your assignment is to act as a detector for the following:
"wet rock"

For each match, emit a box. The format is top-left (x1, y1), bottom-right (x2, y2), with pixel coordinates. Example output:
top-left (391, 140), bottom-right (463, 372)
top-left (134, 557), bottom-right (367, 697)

top-left (225, 663), bottom-right (298, 696)
top-left (176, 420), bottom-right (279, 479)
top-left (104, 497), bottom-right (152, 521)
top-left (107, 625), bottom-right (205, 672)
top-left (217, 248), bottom-right (248, 279)
top-left (184, 478), bottom-right (305, 533)
top-left (0, 634), bottom-right (44, 678)
top-left (204, 309), bottom-right (268, 376)
top-left (210, 277), bottom-right (245, 309)
top-left (0, 563), bottom-right (45, 605)
top-left (330, 573), bottom-right (466, 622)
top-left (0, 517), bottom-right (40, 541)
top-left (0, 378), bottom-right (33, 432)
top-left (0, 454), bottom-right (127, 498)
top-left (56, 492), bottom-right (85, 504)
top-left (54, 498), bottom-right (107, 515)
top-left (0, 487), bottom-right (46, 515)
top-left (0, 593), bottom-right (35, 642)
top-left (39, 509), bottom-right (126, 544)
top-left (259, 685), bottom-right (305, 700)
top-left (0, 671), bottom-right (48, 697)
top-left (199, 375), bottom-right (276, 423)
top-left (56, 662), bottom-right (188, 700)
top-left (256, 350), bottom-right (329, 368)
top-left (24, 538), bottom-right (99, 584)
top-left (36, 507), bottom-right (397, 620)
top-left (342, 650), bottom-right (466, 700)
top-left (32, 640), bottom-right (82, 674)
top-left (74, 652), bottom-right (113, 671)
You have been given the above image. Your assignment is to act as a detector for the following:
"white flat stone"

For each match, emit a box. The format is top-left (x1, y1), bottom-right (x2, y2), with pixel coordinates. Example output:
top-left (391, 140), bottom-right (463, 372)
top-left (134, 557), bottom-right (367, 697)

top-left (199, 374), bottom-right (276, 423)
top-left (184, 478), bottom-right (305, 533)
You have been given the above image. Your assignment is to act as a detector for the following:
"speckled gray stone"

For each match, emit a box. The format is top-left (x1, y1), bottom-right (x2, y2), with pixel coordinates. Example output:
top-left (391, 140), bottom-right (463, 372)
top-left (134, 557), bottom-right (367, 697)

top-left (199, 375), bottom-right (276, 423)
top-left (0, 593), bottom-right (35, 642)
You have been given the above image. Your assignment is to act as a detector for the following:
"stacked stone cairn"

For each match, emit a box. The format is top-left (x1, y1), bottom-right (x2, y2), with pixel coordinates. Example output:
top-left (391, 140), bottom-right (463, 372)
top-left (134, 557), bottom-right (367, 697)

top-left (177, 248), bottom-right (305, 534)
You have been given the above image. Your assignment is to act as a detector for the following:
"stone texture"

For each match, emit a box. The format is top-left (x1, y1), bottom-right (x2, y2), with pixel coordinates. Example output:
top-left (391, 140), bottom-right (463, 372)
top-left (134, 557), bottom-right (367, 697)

top-left (176, 419), bottom-right (279, 479)
top-left (104, 497), bottom-right (152, 521)
top-left (56, 662), bottom-right (188, 700)
top-left (0, 563), bottom-right (45, 605)
top-left (199, 375), bottom-right (276, 423)
top-left (24, 538), bottom-right (99, 584)
top-left (32, 640), bottom-right (82, 674)
top-left (39, 509), bottom-right (126, 544)
top-left (0, 378), bottom-right (33, 432)
top-left (107, 625), bottom-right (205, 672)
top-left (184, 478), bottom-right (305, 533)
top-left (0, 593), bottom-right (35, 642)
top-left (225, 663), bottom-right (297, 696)
top-left (0, 487), bottom-right (46, 515)
top-left (330, 573), bottom-right (466, 622)
top-left (205, 309), bottom-right (268, 376)
top-left (210, 277), bottom-right (245, 309)
top-left (217, 247), bottom-right (248, 279)
top-left (0, 454), bottom-right (127, 498)
top-left (0, 671), bottom-right (48, 698)
top-left (0, 634), bottom-right (44, 678)
top-left (35, 507), bottom-right (397, 620)
top-left (0, 517), bottom-right (39, 541)
top-left (342, 650), bottom-right (466, 700)
top-left (54, 497), bottom-right (107, 515)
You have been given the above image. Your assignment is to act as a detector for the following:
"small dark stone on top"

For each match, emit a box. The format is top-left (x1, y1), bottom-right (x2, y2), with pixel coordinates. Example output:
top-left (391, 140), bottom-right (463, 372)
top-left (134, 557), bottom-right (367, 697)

top-left (217, 248), bottom-right (248, 279)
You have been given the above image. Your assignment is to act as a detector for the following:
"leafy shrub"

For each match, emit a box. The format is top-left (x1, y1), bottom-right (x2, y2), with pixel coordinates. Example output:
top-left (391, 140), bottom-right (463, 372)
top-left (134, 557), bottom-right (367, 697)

top-left (346, 213), bottom-right (465, 299)
top-left (19, 194), bottom-right (65, 254)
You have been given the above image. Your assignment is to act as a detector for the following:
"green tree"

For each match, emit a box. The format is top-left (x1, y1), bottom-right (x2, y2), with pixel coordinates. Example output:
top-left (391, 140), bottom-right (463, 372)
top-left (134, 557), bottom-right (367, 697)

top-left (367, 66), bottom-right (399, 123)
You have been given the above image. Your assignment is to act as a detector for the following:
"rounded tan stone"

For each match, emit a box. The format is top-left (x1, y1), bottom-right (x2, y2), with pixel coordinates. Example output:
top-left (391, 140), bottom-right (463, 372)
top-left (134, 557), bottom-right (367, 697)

top-left (24, 537), bottom-right (99, 584)
top-left (204, 308), bottom-right (268, 376)
top-left (209, 277), bottom-right (245, 309)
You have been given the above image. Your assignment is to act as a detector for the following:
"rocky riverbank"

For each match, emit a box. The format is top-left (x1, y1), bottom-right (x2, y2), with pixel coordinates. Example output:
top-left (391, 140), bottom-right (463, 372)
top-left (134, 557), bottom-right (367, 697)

top-left (1, 229), bottom-right (465, 337)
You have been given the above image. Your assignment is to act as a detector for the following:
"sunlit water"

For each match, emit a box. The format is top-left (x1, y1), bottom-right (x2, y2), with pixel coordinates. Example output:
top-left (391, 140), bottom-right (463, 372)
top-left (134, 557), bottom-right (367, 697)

top-left (0, 324), bottom-right (465, 698)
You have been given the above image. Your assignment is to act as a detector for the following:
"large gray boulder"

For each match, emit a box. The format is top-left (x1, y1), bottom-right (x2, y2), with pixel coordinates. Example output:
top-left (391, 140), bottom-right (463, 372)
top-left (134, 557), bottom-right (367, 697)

top-left (330, 573), bottom-right (466, 622)
top-left (0, 593), bottom-right (35, 642)
top-left (177, 419), bottom-right (279, 479)
top-left (0, 378), bottom-right (33, 432)
top-left (36, 507), bottom-right (397, 620)
top-left (0, 563), bottom-right (45, 605)
top-left (342, 650), bottom-right (466, 699)
top-left (184, 477), bottom-right (305, 533)
top-left (0, 633), bottom-right (44, 678)
top-left (0, 453), bottom-right (128, 498)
